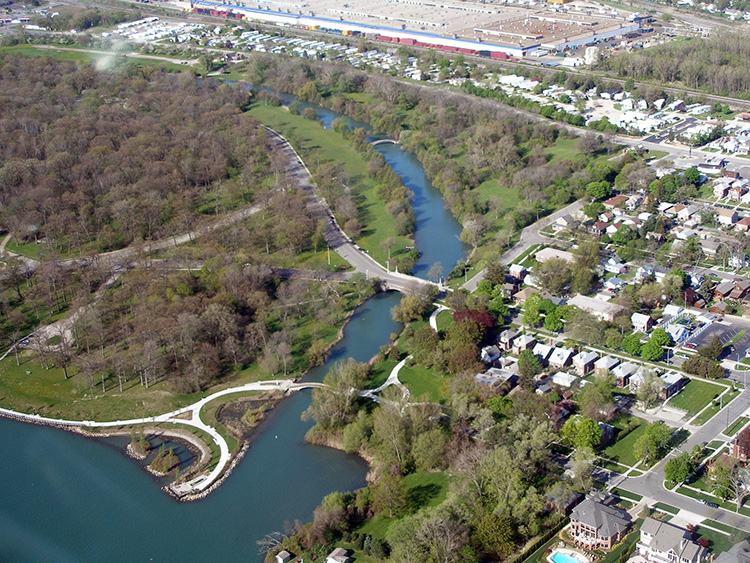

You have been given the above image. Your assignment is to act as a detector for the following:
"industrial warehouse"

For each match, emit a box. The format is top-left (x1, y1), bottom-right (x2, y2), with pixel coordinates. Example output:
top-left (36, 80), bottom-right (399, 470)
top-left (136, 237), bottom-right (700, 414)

top-left (171, 0), bottom-right (643, 58)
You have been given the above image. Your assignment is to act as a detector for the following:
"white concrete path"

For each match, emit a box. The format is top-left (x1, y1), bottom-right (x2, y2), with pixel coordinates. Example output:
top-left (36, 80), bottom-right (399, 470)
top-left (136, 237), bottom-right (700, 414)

top-left (429, 304), bottom-right (448, 331)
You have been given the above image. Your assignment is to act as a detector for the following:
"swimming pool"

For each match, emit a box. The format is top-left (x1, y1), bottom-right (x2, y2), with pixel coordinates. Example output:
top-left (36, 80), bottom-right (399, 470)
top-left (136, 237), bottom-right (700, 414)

top-left (549, 549), bottom-right (590, 563)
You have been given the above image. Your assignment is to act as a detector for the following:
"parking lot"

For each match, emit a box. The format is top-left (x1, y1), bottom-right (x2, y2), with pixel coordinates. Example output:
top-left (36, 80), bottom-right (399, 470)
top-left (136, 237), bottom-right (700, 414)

top-left (683, 319), bottom-right (750, 360)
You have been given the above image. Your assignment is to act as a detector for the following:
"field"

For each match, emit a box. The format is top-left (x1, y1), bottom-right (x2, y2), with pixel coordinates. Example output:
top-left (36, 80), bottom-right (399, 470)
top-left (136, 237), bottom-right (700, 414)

top-left (248, 104), bottom-right (412, 266)
top-left (600, 420), bottom-right (647, 467)
top-left (398, 364), bottom-right (445, 403)
top-left (668, 379), bottom-right (724, 417)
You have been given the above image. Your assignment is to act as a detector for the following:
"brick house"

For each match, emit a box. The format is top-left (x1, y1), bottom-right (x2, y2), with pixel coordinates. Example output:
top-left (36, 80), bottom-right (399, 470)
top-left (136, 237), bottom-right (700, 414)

top-left (568, 494), bottom-right (632, 551)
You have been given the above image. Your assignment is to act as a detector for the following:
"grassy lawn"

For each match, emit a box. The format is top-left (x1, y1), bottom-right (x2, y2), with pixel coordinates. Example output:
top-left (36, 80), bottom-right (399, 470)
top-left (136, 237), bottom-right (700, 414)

top-left (668, 379), bottom-right (724, 417)
top-left (724, 416), bottom-right (749, 436)
top-left (248, 104), bottom-right (412, 266)
top-left (435, 309), bottom-right (453, 332)
top-left (398, 364), bottom-right (445, 403)
top-left (611, 488), bottom-right (643, 502)
top-left (676, 485), bottom-right (750, 517)
top-left (356, 470), bottom-right (449, 539)
top-left (364, 358), bottom-right (399, 390)
top-left (653, 502), bottom-right (679, 514)
top-left (695, 525), bottom-right (749, 555)
top-left (473, 179), bottom-right (522, 232)
top-left (600, 421), bottom-right (646, 468)
top-left (645, 150), bottom-right (669, 160)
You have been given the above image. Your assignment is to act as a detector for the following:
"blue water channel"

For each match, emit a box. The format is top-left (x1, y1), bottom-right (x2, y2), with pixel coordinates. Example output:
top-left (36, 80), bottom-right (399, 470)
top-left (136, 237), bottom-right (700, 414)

top-left (0, 89), bottom-right (466, 562)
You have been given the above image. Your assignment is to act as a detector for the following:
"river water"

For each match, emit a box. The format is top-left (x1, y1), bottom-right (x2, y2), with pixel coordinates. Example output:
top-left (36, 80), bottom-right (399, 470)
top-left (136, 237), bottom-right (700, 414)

top-left (0, 91), bottom-right (466, 562)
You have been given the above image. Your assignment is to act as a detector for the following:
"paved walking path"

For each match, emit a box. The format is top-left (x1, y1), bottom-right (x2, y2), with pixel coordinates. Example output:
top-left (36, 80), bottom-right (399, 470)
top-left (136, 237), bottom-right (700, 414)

top-left (429, 304), bottom-right (448, 331)
top-left (360, 355), bottom-right (411, 403)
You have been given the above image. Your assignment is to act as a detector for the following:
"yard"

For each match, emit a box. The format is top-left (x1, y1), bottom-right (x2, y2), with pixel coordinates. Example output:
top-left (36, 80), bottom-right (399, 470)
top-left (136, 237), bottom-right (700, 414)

top-left (398, 364), bottom-right (446, 403)
top-left (667, 379), bottom-right (724, 418)
top-left (599, 419), bottom-right (647, 468)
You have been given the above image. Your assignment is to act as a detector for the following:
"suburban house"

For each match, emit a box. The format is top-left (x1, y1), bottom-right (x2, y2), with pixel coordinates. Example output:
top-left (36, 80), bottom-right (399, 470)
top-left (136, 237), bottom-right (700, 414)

top-left (481, 345), bottom-right (502, 365)
top-left (626, 195), bottom-right (643, 211)
top-left (736, 216), bottom-right (750, 232)
top-left (551, 371), bottom-right (578, 388)
top-left (714, 280), bottom-right (736, 301)
top-left (589, 221), bottom-right (608, 237)
top-left (326, 548), bottom-right (352, 563)
top-left (613, 362), bottom-right (638, 387)
top-left (276, 551), bottom-right (293, 563)
top-left (509, 264), bottom-right (527, 280)
top-left (666, 324), bottom-right (690, 345)
top-left (595, 355), bottom-right (619, 374)
top-left (555, 215), bottom-right (575, 231)
top-left (568, 295), bottom-right (627, 323)
top-left (730, 427), bottom-right (750, 461)
top-left (535, 247), bottom-right (575, 264)
top-left (632, 312), bottom-right (655, 333)
top-left (513, 287), bottom-right (539, 305)
top-left (711, 301), bottom-right (728, 316)
top-left (512, 334), bottom-right (537, 355)
top-left (533, 342), bottom-right (554, 366)
top-left (568, 494), bottom-right (632, 550)
top-left (717, 207), bottom-right (739, 226)
top-left (659, 372), bottom-right (685, 399)
top-left (548, 347), bottom-right (574, 369)
top-left (603, 194), bottom-right (629, 209)
top-left (499, 329), bottom-right (519, 351)
top-left (475, 367), bottom-right (517, 388)
top-left (636, 265), bottom-right (656, 283)
top-left (604, 278), bottom-right (626, 292)
top-left (729, 185), bottom-right (748, 201)
top-left (714, 182), bottom-right (730, 199)
top-left (677, 204), bottom-right (700, 222)
top-left (730, 280), bottom-right (750, 300)
top-left (573, 351), bottom-right (598, 376)
top-left (602, 256), bottom-right (627, 274)
top-left (713, 539), bottom-right (750, 563)
top-left (663, 304), bottom-right (684, 319)
top-left (700, 238), bottom-right (722, 257)
top-left (636, 517), bottom-right (709, 563)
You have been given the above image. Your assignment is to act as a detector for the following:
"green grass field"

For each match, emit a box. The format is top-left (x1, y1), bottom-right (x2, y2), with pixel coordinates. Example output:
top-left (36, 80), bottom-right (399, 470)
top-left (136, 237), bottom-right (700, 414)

top-left (724, 416), bottom-right (750, 436)
top-left (695, 525), bottom-right (749, 555)
top-left (435, 310), bottom-right (453, 332)
top-left (248, 104), bottom-right (412, 266)
top-left (356, 470), bottom-right (449, 539)
top-left (600, 421), bottom-right (646, 467)
top-left (653, 502), bottom-right (679, 514)
top-left (668, 379), bottom-right (724, 417)
top-left (398, 364), bottom-right (445, 403)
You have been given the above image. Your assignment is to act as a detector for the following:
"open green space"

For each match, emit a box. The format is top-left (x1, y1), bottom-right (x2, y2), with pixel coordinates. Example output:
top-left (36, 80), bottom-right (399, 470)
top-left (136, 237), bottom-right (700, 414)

top-left (724, 416), bottom-right (749, 437)
top-left (653, 502), bottom-right (679, 514)
top-left (364, 358), bottom-right (399, 390)
top-left (695, 525), bottom-right (749, 555)
top-left (356, 470), bottom-right (449, 539)
top-left (677, 485), bottom-right (750, 517)
top-left (398, 364), bottom-right (445, 403)
top-left (668, 379), bottom-right (724, 417)
top-left (248, 104), bottom-right (411, 266)
top-left (611, 488), bottom-right (643, 502)
top-left (435, 309), bottom-right (453, 332)
top-left (473, 179), bottom-right (522, 233)
top-left (600, 420), bottom-right (646, 468)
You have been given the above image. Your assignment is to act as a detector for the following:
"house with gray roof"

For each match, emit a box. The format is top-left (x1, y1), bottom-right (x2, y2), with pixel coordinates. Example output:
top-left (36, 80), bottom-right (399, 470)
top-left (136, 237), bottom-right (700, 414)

top-left (549, 347), bottom-right (574, 369)
top-left (714, 538), bottom-right (750, 563)
top-left (498, 329), bottom-right (519, 351)
top-left (637, 517), bottom-right (708, 563)
top-left (595, 355), bottom-right (619, 373)
top-left (569, 494), bottom-right (632, 550)
top-left (573, 351), bottom-right (598, 376)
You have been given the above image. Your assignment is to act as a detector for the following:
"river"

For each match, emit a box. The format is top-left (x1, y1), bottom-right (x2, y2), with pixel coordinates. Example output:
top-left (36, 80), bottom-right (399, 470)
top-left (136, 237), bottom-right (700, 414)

top-left (0, 91), bottom-right (466, 562)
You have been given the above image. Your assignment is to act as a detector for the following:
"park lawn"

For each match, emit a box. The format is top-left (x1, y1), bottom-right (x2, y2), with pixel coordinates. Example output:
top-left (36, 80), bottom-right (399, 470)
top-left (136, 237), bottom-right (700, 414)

top-left (248, 104), bottom-right (412, 265)
top-left (600, 421), bottom-right (647, 467)
top-left (668, 379), bottom-right (724, 417)
top-left (0, 352), bottom-right (203, 422)
top-left (399, 364), bottom-right (445, 403)
top-left (725, 416), bottom-right (750, 436)
top-left (473, 179), bottom-right (521, 230)
top-left (364, 358), bottom-right (399, 390)
top-left (435, 309), bottom-right (453, 332)
top-left (356, 470), bottom-right (449, 539)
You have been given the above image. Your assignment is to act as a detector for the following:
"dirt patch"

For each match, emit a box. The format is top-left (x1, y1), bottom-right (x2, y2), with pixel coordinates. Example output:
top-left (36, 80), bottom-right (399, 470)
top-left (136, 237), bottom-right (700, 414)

top-left (215, 391), bottom-right (284, 438)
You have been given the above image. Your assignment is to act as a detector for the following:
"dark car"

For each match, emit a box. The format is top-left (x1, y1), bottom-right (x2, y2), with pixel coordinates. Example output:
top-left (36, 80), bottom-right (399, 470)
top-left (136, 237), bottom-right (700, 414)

top-left (706, 502), bottom-right (718, 508)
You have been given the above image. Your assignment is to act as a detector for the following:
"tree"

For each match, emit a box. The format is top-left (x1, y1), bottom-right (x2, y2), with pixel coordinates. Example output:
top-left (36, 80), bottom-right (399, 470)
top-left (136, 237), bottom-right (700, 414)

top-left (698, 336), bottom-right (723, 361)
top-left (536, 258), bottom-right (572, 296)
top-left (641, 338), bottom-right (664, 361)
top-left (636, 370), bottom-right (665, 408)
top-left (633, 421), bottom-right (672, 465)
top-left (518, 349), bottom-right (541, 390)
top-left (413, 429), bottom-right (448, 470)
top-left (561, 415), bottom-right (602, 450)
top-left (372, 473), bottom-right (408, 517)
top-left (711, 461), bottom-right (750, 510)
top-left (586, 180), bottom-right (611, 201)
top-left (523, 293), bottom-right (543, 327)
top-left (650, 328), bottom-right (671, 347)
top-left (664, 452), bottom-right (696, 484)
top-left (621, 333), bottom-right (643, 356)
top-left (302, 359), bottom-right (369, 429)
top-left (571, 448), bottom-right (596, 492)
top-left (473, 513), bottom-right (516, 559)
top-left (578, 374), bottom-right (615, 421)
top-left (392, 294), bottom-right (429, 323)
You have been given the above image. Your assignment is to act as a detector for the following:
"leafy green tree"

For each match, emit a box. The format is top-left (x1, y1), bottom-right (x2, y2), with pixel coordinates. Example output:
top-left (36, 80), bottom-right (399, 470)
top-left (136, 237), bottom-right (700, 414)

top-left (561, 415), bottom-right (602, 450)
top-left (684, 167), bottom-right (700, 185)
top-left (523, 293), bottom-right (543, 327)
top-left (633, 421), bottom-right (672, 465)
top-left (650, 328), bottom-right (671, 347)
top-left (664, 452), bottom-right (696, 484)
top-left (621, 333), bottom-right (643, 356)
top-left (473, 513), bottom-right (516, 559)
top-left (392, 294), bottom-right (429, 323)
top-left (543, 307), bottom-right (564, 333)
top-left (302, 359), bottom-right (369, 429)
top-left (698, 336), bottom-right (723, 361)
top-left (518, 349), bottom-right (541, 390)
top-left (578, 374), bottom-right (614, 421)
top-left (413, 429), bottom-right (448, 470)
top-left (371, 473), bottom-right (408, 517)
top-left (586, 181), bottom-right (611, 201)
top-left (636, 370), bottom-right (665, 407)
top-left (641, 338), bottom-right (664, 361)
top-left (536, 258), bottom-right (572, 296)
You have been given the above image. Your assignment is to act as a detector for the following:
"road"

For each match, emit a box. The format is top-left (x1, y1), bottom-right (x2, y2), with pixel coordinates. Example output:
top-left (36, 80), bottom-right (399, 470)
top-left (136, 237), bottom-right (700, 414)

top-left (462, 199), bottom-right (583, 292)
top-left (610, 387), bottom-right (750, 530)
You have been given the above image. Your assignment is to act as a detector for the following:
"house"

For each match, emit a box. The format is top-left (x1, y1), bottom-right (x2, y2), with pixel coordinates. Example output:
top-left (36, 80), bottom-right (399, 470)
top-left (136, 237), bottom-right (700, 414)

top-left (626, 195), bottom-right (643, 211)
top-left (730, 279), bottom-right (750, 300)
top-left (666, 324), bottom-right (689, 345)
top-left (276, 551), bottom-right (293, 563)
top-left (481, 345), bottom-right (502, 364)
top-left (636, 517), bottom-right (708, 563)
top-left (599, 422), bottom-right (615, 447)
top-left (326, 548), bottom-right (352, 563)
top-left (602, 256), bottom-right (627, 275)
top-left (535, 247), bottom-right (575, 264)
top-left (533, 342), bottom-right (554, 365)
top-left (663, 304), bottom-right (684, 318)
top-left (498, 329), bottom-right (519, 351)
top-left (568, 295), bottom-right (627, 323)
top-left (659, 372), bottom-right (685, 399)
top-left (632, 312), bottom-right (654, 333)
top-left (590, 221), bottom-right (608, 237)
top-left (710, 301), bottom-right (728, 315)
top-left (714, 182), bottom-right (730, 199)
top-left (603, 194), bottom-right (628, 209)
top-left (599, 211), bottom-right (615, 223)
top-left (551, 371), bottom-right (578, 388)
top-left (573, 351), bottom-right (598, 376)
top-left (555, 215), bottom-right (575, 230)
top-left (677, 204), bottom-right (700, 222)
top-left (697, 157), bottom-right (725, 175)
top-left (595, 355), bottom-right (619, 374)
top-left (713, 538), bottom-right (750, 563)
top-left (604, 277), bottom-right (625, 292)
top-left (512, 334), bottom-right (537, 355)
top-left (509, 264), bottom-right (527, 280)
top-left (513, 287), bottom-right (539, 305)
top-left (729, 185), bottom-right (748, 201)
top-left (568, 494), bottom-right (632, 550)
top-left (613, 362), bottom-right (638, 387)
top-left (700, 238), bottom-right (722, 257)
top-left (717, 207), bottom-right (738, 226)
top-left (636, 265), bottom-right (655, 283)
top-left (730, 427), bottom-right (750, 461)
top-left (549, 347), bottom-right (574, 369)
top-left (714, 280), bottom-right (736, 301)
top-left (475, 367), bottom-right (517, 388)
top-left (736, 216), bottom-right (750, 232)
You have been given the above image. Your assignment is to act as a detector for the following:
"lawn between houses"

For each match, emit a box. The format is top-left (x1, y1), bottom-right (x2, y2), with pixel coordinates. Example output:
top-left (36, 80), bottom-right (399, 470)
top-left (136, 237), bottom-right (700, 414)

top-left (668, 379), bottom-right (726, 418)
